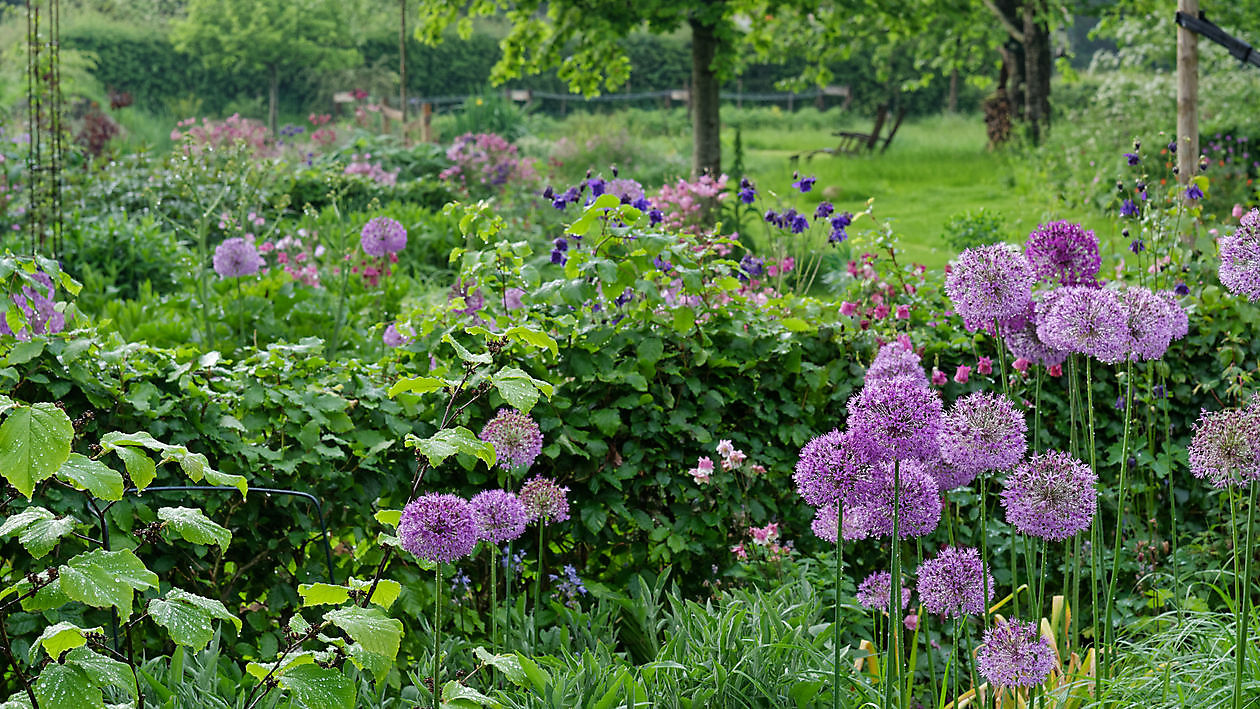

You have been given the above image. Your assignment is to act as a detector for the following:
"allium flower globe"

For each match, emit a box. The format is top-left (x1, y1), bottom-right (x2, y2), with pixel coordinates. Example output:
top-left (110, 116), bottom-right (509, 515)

top-left (865, 341), bottom-right (928, 388)
top-left (1001, 302), bottom-right (1068, 367)
top-left (917, 546), bottom-right (994, 618)
top-left (851, 460), bottom-right (942, 539)
top-left (398, 494), bottom-right (479, 563)
top-left (1036, 286), bottom-right (1128, 363)
top-left (1160, 291), bottom-right (1189, 341)
top-left (1219, 208), bottom-right (1260, 301)
top-left (469, 489), bottom-right (529, 543)
top-left (938, 392), bottom-right (1028, 476)
top-left (846, 376), bottom-right (944, 462)
top-left (213, 238), bottom-right (264, 278)
top-left (479, 409), bottom-right (544, 471)
top-left (921, 456), bottom-right (976, 493)
top-left (1001, 450), bottom-right (1098, 540)
top-left (856, 571), bottom-right (911, 611)
top-left (1188, 403), bottom-right (1260, 488)
top-left (977, 618), bottom-right (1056, 688)
top-left (519, 476), bottom-right (570, 525)
top-left (945, 243), bottom-right (1035, 326)
top-left (810, 503), bottom-right (840, 543)
top-left (360, 217), bottom-right (407, 257)
top-left (793, 429), bottom-right (871, 507)
top-left (1120, 286), bottom-right (1177, 361)
top-left (1023, 220), bottom-right (1102, 286)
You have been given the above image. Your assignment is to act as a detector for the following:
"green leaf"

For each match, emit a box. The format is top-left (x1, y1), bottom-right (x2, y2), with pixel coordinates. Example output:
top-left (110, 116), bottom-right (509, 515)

top-left (373, 510), bottom-right (401, 528)
top-left (110, 447), bottom-right (155, 492)
top-left (504, 325), bottom-right (558, 356)
top-left (492, 367), bottom-right (545, 413)
top-left (245, 653), bottom-right (315, 681)
top-left (5, 340), bottom-right (45, 366)
top-left (672, 307), bottom-right (695, 334)
top-left (590, 409), bottom-right (621, 437)
top-left (473, 647), bottom-right (528, 687)
top-left (199, 467), bottom-right (247, 498)
top-left (59, 549), bottom-right (159, 617)
top-left (158, 507), bottom-right (232, 550)
top-left (780, 317), bottom-right (812, 332)
top-left (164, 589), bottom-right (241, 632)
top-left (64, 646), bottom-right (136, 698)
top-left (0, 403), bottom-right (74, 500)
top-left (323, 606), bottom-right (403, 660)
top-left (278, 664), bottom-right (355, 709)
top-left (442, 680), bottom-right (498, 708)
top-left (346, 577), bottom-right (401, 609)
top-left (148, 597), bottom-right (215, 650)
top-left (298, 583), bottom-right (349, 607)
top-left (442, 333), bottom-right (492, 364)
top-left (406, 427), bottom-right (496, 469)
top-left (30, 621), bottom-right (99, 661)
top-left (388, 376), bottom-right (448, 398)
top-left (713, 276), bottom-right (743, 291)
top-left (346, 643), bottom-right (391, 681)
top-left (56, 454), bottom-right (125, 501)
top-left (35, 664), bottom-right (103, 709)
top-left (1, 506), bottom-right (77, 558)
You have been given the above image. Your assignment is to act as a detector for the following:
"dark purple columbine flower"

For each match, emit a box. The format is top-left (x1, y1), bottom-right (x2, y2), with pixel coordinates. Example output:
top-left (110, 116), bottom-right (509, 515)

top-left (829, 228), bottom-right (848, 244)
top-left (1123, 152), bottom-right (1140, 166)
top-left (1001, 450), bottom-right (1097, 540)
top-left (793, 175), bottom-right (816, 192)
top-left (740, 253), bottom-right (765, 279)
top-left (1120, 199), bottom-right (1139, 218)
top-left (1185, 183), bottom-right (1204, 201)
top-left (1024, 220), bottom-right (1102, 287)
top-left (764, 209), bottom-right (779, 225)
top-left (632, 196), bottom-right (651, 211)
top-left (1129, 238), bottom-right (1145, 254)
top-left (399, 494), bottom-right (479, 563)
top-left (648, 209), bottom-right (664, 226)
top-left (832, 213), bottom-right (853, 229)
top-left (917, 546), bottom-right (993, 618)
top-left (1175, 282), bottom-right (1190, 296)
top-left (815, 202), bottom-right (834, 220)
top-left (1168, 140), bottom-right (1177, 153)
top-left (790, 214), bottom-right (809, 234)
top-left (588, 177), bottom-right (606, 196)
top-left (479, 409), bottom-right (544, 471)
top-left (554, 237), bottom-right (569, 251)
top-left (738, 178), bottom-right (756, 204)
top-left (977, 618), bottom-right (1056, 689)
top-left (550, 249), bottom-right (566, 265)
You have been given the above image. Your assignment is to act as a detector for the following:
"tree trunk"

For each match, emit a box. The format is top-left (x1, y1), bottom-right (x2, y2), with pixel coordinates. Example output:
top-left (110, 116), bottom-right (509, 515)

top-left (399, 0), bottom-right (407, 131)
top-left (689, 16), bottom-right (721, 178)
top-left (1022, 0), bottom-right (1051, 144)
top-left (268, 64), bottom-right (279, 137)
top-left (947, 37), bottom-right (961, 113)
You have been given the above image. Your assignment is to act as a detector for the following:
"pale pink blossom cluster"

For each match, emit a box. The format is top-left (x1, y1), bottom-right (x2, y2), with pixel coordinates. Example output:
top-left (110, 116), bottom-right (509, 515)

top-left (837, 253), bottom-right (928, 330)
top-left (688, 438), bottom-right (758, 485)
top-left (653, 174), bottom-right (729, 234)
top-left (172, 114), bottom-right (271, 157)
top-left (344, 153), bottom-right (399, 186)
top-left (260, 228), bottom-right (324, 287)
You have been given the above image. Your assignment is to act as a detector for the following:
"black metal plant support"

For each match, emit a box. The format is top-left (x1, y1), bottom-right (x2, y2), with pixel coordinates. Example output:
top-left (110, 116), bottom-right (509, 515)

top-left (1175, 11), bottom-right (1260, 69)
top-left (25, 0), bottom-right (65, 257)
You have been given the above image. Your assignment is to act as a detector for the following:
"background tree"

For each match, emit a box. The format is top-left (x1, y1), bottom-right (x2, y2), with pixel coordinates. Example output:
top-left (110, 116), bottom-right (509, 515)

top-left (173, 0), bottom-right (360, 135)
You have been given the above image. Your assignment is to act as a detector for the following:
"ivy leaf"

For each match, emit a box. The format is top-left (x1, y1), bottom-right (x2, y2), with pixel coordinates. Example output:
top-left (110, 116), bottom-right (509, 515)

top-left (405, 428), bottom-right (496, 469)
top-left (110, 447), bottom-right (155, 492)
top-left (278, 664), bottom-right (355, 709)
top-left (0, 403), bottom-right (75, 500)
top-left (59, 549), bottom-right (159, 617)
top-left (387, 376), bottom-right (447, 398)
top-left (298, 583), bottom-right (349, 607)
top-left (64, 646), bottom-right (136, 698)
top-left (29, 621), bottom-right (99, 661)
top-left (323, 606), bottom-right (403, 660)
top-left (0, 506), bottom-right (78, 558)
top-left (56, 454), bottom-right (125, 502)
top-left (35, 664), bottom-right (103, 709)
top-left (158, 507), bottom-right (232, 550)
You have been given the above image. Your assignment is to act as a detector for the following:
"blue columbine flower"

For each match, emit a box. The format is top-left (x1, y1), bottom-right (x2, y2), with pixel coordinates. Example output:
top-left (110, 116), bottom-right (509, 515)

top-left (1167, 141), bottom-right (1177, 153)
top-left (831, 212), bottom-right (853, 230)
top-left (1124, 152), bottom-right (1140, 166)
top-left (550, 249), bottom-right (566, 265)
top-left (793, 175), bottom-right (816, 192)
top-left (1175, 282), bottom-right (1190, 296)
top-left (739, 178), bottom-right (756, 204)
top-left (588, 177), bottom-right (606, 196)
top-left (790, 214), bottom-right (809, 234)
top-left (1120, 199), bottom-right (1139, 217)
top-left (648, 209), bottom-right (664, 226)
top-left (631, 196), bottom-right (651, 211)
top-left (815, 202), bottom-right (834, 220)
top-left (1185, 183), bottom-right (1204, 200)
top-left (1130, 238), bottom-right (1145, 254)
top-left (764, 209), bottom-right (779, 225)
top-left (553, 237), bottom-right (568, 251)
top-left (740, 253), bottom-right (765, 279)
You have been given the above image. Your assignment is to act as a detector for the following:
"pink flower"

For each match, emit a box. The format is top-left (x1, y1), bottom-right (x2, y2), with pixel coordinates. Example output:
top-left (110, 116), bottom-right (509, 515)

top-left (977, 357), bottom-right (993, 375)
top-left (904, 614), bottom-right (919, 631)
top-left (1047, 364), bottom-right (1063, 377)
top-left (840, 301), bottom-right (858, 316)
top-left (1012, 357), bottom-right (1030, 373)
top-left (931, 368), bottom-right (948, 386)
top-left (749, 522), bottom-right (780, 546)
top-left (1234, 203), bottom-right (1245, 219)
top-left (954, 365), bottom-right (971, 383)
top-left (722, 449), bottom-right (747, 470)
top-left (895, 304), bottom-right (910, 319)
top-left (731, 543), bottom-right (748, 560)
top-left (873, 305), bottom-right (890, 319)
top-left (749, 464), bottom-right (766, 475)
top-left (689, 456), bottom-right (715, 484)
top-left (716, 440), bottom-right (735, 458)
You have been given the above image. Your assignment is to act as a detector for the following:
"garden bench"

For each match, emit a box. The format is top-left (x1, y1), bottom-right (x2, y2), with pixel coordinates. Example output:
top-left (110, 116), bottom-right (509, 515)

top-left (791, 102), bottom-right (908, 162)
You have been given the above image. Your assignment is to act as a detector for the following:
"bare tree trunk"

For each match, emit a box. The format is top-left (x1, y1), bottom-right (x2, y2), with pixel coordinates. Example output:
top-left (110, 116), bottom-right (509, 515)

top-left (1022, 0), bottom-right (1050, 145)
top-left (399, 0), bottom-right (407, 132)
top-left (948, 37), bottom-right (961, 113)
top-left (268, 64), bottom-right (278, 137)
top-left (690, 16), bottom-right (721, 178)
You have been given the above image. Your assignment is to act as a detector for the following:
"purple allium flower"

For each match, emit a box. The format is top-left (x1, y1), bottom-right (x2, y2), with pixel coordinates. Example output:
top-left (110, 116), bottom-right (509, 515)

top-left (856, 571), bottom-right (911, 611)
top-left (1219, 209), bottom-right (1260, 301)
top-left (360, 217), bottom-right (407, 257)
top-left (1120, 199), bottom-right (1139, 218)
top-left (938, 392), bottom-right (1027, 476)
top-left (810, 503), bottom-right (839, 543)
top-left (212, 238), bottom-right (264, 278)
top-left (849, 460), bottom-right (942, 539)
top-left (469, 489), bottom-right (529, 543)
top-left (945, 243), bottom-right (1036, 326)
top-left (1188, 403), bottom-right (1260, 488)
top-left (916, 546), bottom-right (993, 618)
top-left (1036, 286), bottom-right (1128, 363)
top-left (1023, 221), bottom-right (1102, 287)
top-left (977, 618), bottom-right (1056, 688)
top-left (382, 323), bottom-right (412, 347)
top-left (518, 476), bottom-right (570, 525)
top-left (398, 493), bottom-right (479, 563)
top-left (1001, 450), bottom-right (1098, 540)
top-left (1159, 291), bottom-right (1189, 341)
top-left (793, 429), bottom-right (871, 507)
top-left (479, 409), bottom-right (544, 471)
top-left (865, 341), bottom-right (928, 388)
top-left (2, 271), bottom-right (68, 339)
top-left (1120, 286), bottom-right (1177, 361)
top-left (921, 456), bottom-right (976, 492)
top-left (846, 376), bottom-right (944, 462)
top-left (606, 178), bottom-right (645, 205)
top-left (1002, 309), bottom-right (1068, 368)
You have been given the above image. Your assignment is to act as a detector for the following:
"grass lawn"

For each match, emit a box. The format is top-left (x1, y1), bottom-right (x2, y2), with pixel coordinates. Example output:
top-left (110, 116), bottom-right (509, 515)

top-left (736, 113), bottom-right (1098, 268)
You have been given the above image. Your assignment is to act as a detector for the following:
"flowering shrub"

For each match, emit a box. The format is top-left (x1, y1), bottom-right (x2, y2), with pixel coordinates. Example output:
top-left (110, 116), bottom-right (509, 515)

top-left (439, 132), bottom-right (537, 199)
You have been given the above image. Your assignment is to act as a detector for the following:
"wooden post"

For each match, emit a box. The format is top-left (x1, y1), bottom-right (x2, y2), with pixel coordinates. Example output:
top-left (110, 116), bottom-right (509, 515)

top-left (1177, 0), bottom-right (1198, 185)
top-left (421, 102), bottom-right (432, 143)
top-left (399, 0), bottom-right (407, 136)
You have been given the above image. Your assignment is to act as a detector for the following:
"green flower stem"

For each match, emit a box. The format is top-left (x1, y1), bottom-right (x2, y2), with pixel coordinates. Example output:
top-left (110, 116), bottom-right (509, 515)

top-left (1159, 375), bottom-right (1182, 621)
top-left (978, 474), bottom-right (992, 630)
top-left (489, 546), bottom-right (499, 653)
top-left (835, 507), bottom-right (845, 709)
top-left (235, 278), bottom-right (244, 349)
top-left (534, 523), bottom-right (545, 640)
top-left (889, 459), bottom-right (903, 709)
top-left (1103, 359), bottom-right (1135, 683)
top-left (433, 564), bottom-right (442, 709)
top-left (1234, 484), bottom-right (1257, 709)
top-left (1085, 357), bottom-right (1101, 671)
